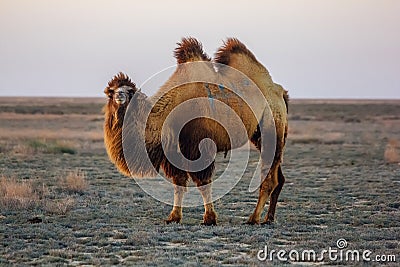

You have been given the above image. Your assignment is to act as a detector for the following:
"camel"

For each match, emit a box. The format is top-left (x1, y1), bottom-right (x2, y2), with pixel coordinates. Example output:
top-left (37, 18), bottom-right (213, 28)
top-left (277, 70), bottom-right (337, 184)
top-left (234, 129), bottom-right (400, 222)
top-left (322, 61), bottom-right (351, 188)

top-left (103, 37), bottom-right (288, 225)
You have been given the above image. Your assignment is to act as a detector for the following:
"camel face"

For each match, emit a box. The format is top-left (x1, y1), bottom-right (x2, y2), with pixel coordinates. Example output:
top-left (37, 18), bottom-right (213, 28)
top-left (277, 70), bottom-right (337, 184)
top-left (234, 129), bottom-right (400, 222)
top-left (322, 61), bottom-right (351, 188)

top-left (104, 72), bottom-right (137, 109)
top-left (114, 86), bottom-right (131, 105)
top-left (105, 85), bottom-right (134, 107)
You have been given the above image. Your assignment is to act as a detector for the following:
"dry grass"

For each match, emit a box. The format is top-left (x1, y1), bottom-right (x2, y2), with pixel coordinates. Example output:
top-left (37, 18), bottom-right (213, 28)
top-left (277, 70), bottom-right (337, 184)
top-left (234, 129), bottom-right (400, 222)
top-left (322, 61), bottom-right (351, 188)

top-left (0, 128), bottom-right (104, 142)
top-left (0, 177), bottom-right (40, 210)
top-left (0, 175), bottom-right (81, 214)
top-left (0, 112), bottom-right (104, 142)
top-left (63, 169), bottom-right (89, 194)
top-left (289, 132), bottom-right (345, 145)
top-left (384, 139), bottom-right (400, 163)
top-left (44, 197), bottom-right (76, 215)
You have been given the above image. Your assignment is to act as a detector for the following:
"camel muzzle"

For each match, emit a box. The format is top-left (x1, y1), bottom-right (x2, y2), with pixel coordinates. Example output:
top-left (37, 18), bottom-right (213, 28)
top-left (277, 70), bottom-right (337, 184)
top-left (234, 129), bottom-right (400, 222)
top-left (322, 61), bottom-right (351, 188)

top-left (115, 93), bottom-right (127, 104)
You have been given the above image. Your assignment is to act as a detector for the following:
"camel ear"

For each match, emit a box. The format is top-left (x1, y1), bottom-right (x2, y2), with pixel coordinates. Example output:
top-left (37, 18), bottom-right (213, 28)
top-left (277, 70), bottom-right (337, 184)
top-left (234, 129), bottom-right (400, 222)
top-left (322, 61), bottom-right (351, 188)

top-left (127, 86), bottom-right (136, 95)
top-left (104, 87), bottom-right (114, 98)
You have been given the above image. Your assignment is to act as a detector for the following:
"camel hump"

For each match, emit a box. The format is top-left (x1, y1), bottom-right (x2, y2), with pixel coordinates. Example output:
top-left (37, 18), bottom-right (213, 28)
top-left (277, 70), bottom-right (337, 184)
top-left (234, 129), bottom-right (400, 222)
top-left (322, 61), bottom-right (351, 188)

top-left (215, 38), bottom-right (258, 66)
top-left (174, 37), bottom-right (211, 64)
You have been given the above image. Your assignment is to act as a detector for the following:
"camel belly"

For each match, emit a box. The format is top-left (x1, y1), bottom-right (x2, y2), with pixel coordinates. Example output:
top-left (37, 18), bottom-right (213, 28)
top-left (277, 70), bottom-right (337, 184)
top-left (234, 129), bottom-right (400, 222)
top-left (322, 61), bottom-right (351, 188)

top-left (158, 83), bottom-right (263, 156)
top-left (178, 100), bottom-right (259, 153)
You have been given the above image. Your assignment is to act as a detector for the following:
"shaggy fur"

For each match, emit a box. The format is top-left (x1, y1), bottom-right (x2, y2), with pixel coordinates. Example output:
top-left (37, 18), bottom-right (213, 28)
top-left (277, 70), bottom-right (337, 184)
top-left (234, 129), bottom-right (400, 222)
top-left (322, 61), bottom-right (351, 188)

top-left (103, 73), bottom-right (138, 176)
top-left (103, 37), bottom-right (289, 225)
top-left (174, 37), bottom-right (211, 64)
top-left (106, 72), bottom-right (136, 91)
top-left (214, 37), bottom-right (258, 66)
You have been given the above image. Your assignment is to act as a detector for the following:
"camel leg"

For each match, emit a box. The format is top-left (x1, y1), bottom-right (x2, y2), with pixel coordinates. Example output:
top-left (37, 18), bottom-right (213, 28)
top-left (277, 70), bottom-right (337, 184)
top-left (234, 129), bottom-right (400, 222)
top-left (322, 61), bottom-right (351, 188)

top-left (198, 181), bottom-right (217, 226)
top-left (165, 174), bottom-right (188, 224)
top-left (190, 163), bottom-right (217, 226)
top-left (247, 108), bottom-right (287, 225)
top-left (247, 163), bottom-right (279, 224)
top-left (263, 165), bottom-right (285, 224)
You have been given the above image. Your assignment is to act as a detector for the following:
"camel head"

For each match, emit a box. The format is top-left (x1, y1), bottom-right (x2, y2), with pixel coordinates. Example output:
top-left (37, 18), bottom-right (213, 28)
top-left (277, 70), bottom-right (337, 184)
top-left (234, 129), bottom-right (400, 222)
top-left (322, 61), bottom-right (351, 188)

top-left (104, 72), bottom-right (138, 108)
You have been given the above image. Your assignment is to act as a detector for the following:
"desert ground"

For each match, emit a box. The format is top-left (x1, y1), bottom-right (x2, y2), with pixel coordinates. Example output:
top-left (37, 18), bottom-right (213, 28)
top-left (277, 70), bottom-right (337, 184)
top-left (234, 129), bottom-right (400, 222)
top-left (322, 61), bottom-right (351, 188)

top-left (0, 97), bottom-right (399, 266)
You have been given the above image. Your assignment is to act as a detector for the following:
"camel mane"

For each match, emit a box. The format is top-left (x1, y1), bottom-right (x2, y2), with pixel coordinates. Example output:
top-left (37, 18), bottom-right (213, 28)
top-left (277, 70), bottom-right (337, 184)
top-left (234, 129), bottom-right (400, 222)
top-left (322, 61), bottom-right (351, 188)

top-left (106, 72), bottom-right (137, 92)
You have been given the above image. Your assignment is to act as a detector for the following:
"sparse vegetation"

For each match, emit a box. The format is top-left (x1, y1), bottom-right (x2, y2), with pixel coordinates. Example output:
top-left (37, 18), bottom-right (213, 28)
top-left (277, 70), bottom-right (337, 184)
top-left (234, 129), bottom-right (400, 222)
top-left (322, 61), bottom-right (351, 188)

top-left (28, 139), bottom-right (76, 154)
top-left (0, 98), bottom-right (103, 115)
top-left (0, 177), bottom-right (40, 210)
top-left (0, 98), bottom-right (399, 265)
top-left (12, 139), bottom-right (76, 155)
top-left (0, 175), bottom-right (82, 214)
top-left (44, 197), bottom-right (76, 215)
top-left (63, 169), bottom-right (88, 194)
top-left (384, 139), bottom-right (399, 163)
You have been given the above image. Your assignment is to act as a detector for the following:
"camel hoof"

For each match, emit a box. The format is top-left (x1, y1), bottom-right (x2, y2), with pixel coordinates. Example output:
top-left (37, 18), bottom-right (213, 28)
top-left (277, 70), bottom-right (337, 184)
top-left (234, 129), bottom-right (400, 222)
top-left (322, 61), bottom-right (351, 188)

top-left (165, 219), bottom-right (181, 224)
top-left (201, 220), bottom-right (217, 226)
top-left (246, 215), bottom-right (260, 225)
top-left (165, 212), bottom-right (182, 224)
top-left (202, 212), bottom-right (217, 226)
top-left (261, 220), bottom-right (274, 225)
top-left (201, 222), bottom-right (217, 226)
top-left (245, 220), bottom-right (260, 225)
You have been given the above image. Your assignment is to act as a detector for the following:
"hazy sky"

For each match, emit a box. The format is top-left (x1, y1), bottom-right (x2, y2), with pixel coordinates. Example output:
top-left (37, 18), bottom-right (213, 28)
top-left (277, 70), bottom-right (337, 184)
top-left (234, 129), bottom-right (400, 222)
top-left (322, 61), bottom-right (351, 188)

top-left (0, 0), bottom-right (399, 98)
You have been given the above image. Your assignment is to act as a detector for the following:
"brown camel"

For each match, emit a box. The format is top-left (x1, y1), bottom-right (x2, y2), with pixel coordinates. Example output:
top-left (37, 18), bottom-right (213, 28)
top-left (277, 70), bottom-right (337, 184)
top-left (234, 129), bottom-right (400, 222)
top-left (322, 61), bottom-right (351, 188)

top-left (103, 37), bottom-right (288, 225)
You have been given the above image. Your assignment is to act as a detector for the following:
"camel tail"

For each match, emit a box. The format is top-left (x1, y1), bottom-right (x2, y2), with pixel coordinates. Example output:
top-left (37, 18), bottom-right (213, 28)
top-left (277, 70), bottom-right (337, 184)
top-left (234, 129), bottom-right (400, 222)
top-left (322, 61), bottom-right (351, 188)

top-left (273, 83), bottom-right (289, 113)
top-left (174, 37), bottom-right (211, 64)
top-left (283, 90), bottom-right (289, 113)
top-left (214, 38), bottom-right (258, 66)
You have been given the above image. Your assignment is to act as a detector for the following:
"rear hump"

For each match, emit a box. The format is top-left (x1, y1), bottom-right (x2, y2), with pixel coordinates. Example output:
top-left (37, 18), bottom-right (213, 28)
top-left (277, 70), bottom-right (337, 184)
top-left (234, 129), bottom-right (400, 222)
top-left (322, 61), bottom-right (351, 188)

top-left (214, 38), bottom-right (258, 66)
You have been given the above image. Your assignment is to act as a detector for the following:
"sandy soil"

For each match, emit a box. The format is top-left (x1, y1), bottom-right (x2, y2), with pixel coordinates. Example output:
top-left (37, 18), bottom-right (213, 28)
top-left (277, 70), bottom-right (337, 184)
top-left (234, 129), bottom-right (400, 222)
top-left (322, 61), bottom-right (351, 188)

top-left (0, 98), bottom-right (399, 266)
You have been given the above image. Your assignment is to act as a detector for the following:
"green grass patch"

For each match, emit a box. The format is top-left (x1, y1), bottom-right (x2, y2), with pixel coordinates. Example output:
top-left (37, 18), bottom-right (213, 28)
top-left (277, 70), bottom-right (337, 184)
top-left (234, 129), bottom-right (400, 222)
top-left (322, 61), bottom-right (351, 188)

top-left (27, 139), bottom-right (76, 155)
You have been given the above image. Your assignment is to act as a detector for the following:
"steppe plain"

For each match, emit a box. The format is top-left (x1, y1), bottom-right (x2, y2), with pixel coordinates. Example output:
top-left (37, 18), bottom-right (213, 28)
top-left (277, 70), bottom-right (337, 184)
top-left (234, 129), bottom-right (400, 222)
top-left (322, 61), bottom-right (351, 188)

top-left (0, 98), bottom-right (399, 266)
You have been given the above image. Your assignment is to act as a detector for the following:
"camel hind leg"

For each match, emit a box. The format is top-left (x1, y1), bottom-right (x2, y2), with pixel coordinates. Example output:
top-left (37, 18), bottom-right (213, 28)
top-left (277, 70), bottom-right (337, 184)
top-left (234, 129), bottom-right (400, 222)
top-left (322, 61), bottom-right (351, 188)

top-left (264, 118), bottom-right (288, 224)
top-left (263, 165), bottom-right (285, 224)
top-left (248, 114), bottom-right (285, 225)
top-left (247, 161), bottom-right (279, 224)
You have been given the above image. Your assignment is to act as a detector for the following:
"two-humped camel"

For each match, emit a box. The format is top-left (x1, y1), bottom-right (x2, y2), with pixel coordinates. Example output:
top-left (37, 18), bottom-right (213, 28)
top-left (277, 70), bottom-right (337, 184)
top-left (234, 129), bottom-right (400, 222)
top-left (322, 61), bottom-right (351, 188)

top-left (103, 37), bottom-right (288, 225)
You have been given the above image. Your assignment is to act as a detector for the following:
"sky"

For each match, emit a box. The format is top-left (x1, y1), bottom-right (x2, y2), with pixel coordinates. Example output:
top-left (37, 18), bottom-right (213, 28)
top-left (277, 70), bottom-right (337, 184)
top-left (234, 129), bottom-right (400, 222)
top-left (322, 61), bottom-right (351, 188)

top-left (0, 0), bottom-right (399, 98)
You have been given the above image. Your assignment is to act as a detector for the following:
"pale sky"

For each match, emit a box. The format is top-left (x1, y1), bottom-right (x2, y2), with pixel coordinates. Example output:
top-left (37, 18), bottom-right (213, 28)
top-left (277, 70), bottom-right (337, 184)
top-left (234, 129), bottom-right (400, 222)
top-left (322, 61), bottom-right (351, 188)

top-left (0, 0), bottom-right (399, 98)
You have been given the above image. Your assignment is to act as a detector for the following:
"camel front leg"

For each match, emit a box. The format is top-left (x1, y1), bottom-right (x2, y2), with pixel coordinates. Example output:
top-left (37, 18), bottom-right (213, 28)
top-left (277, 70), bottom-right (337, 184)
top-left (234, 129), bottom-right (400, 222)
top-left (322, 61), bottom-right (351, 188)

top-left (190, 163), bottom-right (217, 226)
top-left (197, 183), bottom-right (217, 226)
top-left (166, 174), bottom-right (188, 224)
